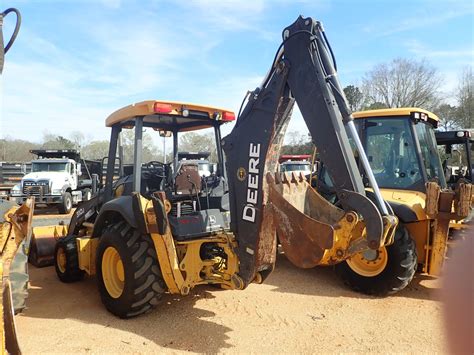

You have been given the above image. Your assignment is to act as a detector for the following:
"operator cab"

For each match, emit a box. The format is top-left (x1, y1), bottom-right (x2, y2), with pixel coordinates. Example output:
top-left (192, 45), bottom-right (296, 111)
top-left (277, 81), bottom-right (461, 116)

top-left (316, 108), bottom-right (447, 209)
top-left (104, 100), bottom-right (235, 240)
top-left (352, 108), bottom-right (447, 192)
top-left (435, 129), bottom-right (473, 186)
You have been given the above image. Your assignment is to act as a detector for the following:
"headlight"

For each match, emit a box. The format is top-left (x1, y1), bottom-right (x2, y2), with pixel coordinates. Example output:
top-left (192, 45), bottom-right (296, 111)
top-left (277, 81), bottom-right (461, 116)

top-left (11, 185), bottom-right (21, 196)
top-left (52, 189), bottom-right (63, 194)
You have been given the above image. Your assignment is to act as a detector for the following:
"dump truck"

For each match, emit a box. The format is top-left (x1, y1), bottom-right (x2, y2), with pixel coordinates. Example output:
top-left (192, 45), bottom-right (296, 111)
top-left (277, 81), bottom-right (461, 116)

top-left (50, 16), bottom-right (398, 319)
top-left (0, 162), bottom-right (30, 200)
top-left (315, 108), bottom-right (472, 295)
top-left (10, 149), bottom-right (101, 214)
top-left (278, 154), bottom-right (312, 174)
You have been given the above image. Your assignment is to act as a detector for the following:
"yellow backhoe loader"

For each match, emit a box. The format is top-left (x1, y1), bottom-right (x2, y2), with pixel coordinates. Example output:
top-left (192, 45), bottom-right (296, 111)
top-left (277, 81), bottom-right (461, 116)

top-left (316, 108), bottom-right (472, 294)
top-left (49, 16), bottom-right (399, 319)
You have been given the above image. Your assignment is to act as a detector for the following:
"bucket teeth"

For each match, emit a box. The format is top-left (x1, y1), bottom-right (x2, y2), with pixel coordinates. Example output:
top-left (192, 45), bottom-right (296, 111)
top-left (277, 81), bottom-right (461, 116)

top-left (298, 172), bottom-right (305, 182)
top-left (290, 172), bottom-right (298, 184)
top-left (274, 172), bottom-right (281, 184)
top-left (282, 172), bottom-right (290, 184)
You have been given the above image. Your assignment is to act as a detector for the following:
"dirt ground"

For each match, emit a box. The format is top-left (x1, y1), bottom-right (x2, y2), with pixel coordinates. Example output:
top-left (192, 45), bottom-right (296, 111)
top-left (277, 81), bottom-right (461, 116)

top-left (15, 234), bottom-right (449, 353)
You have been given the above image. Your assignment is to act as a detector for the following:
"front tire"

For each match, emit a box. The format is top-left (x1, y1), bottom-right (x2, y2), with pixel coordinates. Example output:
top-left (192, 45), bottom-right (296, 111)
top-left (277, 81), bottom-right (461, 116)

top-left (335, 225), bottom-right (417, 296)
top-left (55, 235), bottom-right (85, 283)
top-left (58, 192), bottom-right (72, 214)
top-left (96, 221), bottom-right (165, 318)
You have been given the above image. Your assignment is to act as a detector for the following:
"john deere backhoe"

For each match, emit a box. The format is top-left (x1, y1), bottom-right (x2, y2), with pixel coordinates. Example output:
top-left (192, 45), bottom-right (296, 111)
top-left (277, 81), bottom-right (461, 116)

top-left (315, 108), bottom-right (472, 295)
top-left (51, 16), bottom-right (398, 318)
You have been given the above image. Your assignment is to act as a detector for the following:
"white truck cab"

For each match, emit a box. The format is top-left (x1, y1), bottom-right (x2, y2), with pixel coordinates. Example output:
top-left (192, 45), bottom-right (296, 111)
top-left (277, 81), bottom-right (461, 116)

top-left (278, 154), bottom-right (312, 175)
top-left (11, 149), bottom-right (94, 214)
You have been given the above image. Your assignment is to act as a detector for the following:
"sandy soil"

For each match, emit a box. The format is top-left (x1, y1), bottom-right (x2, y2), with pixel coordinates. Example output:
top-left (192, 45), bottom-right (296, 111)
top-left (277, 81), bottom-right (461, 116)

top-left (15, 254), bottom-right (448, 354)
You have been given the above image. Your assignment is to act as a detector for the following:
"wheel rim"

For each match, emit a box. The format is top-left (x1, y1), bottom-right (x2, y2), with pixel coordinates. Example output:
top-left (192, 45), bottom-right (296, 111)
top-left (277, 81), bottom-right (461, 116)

top-left (346, 247), bottom-right (388, 277)
top-left (102, 246), bottom-right (125, 298)
top-left (66, 197), bottom-right (72, 210)
top-left (57, 247), bottom-right (67, 273)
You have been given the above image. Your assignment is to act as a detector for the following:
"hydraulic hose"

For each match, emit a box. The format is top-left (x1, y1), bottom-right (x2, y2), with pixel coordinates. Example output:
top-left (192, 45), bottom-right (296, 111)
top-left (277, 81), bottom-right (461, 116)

top-left (0, 7), bottom-right (21, 74)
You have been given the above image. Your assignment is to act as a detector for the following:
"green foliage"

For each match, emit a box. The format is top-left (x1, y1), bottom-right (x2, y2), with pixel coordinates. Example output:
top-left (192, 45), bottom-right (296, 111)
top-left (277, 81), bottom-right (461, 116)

top-left (362, 58), bottom-right (441, 110)
top-left (436, 104), bottom-right (458, 131)
top-left (456, 66), bottom-right (473, 129)
top-left (364, 102), bottom-right (388, 110)
top-left (281, 131), bottom-right (313, 155)
top-left (81, 140), bottom-right (110, 160)
top-left (120, 129), bottom-right (161, 164)
top-left (343, 85), bottom-right (364, 112)
top-left (41, 133), bottom-right (75, 149)
top-left (179, 131), bottom-right (217, 162)
top-left (0, 138), bottom-right (40, 161)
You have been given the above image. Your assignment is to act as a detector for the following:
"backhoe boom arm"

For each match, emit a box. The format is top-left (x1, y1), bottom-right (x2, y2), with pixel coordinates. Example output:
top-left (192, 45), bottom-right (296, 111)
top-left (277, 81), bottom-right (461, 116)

top-left (223, 16), bottom-right (394, 287)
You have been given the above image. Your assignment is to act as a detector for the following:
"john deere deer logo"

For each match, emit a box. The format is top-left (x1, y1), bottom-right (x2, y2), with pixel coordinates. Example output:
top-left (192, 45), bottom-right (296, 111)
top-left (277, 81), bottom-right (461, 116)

top-left (237, 167), bottom-right (247, 181)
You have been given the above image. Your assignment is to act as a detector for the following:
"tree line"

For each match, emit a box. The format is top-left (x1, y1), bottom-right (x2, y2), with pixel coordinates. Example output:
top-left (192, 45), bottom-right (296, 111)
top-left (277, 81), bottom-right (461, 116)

top-left (1, 59), bottom-right (472, 161)
top-left (343, 60), bottom-right (472, 131)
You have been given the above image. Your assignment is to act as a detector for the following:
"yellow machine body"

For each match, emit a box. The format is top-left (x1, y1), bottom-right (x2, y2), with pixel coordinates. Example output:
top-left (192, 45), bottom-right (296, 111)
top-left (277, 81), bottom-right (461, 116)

top-left (353, 108), bottom-right (473, 277)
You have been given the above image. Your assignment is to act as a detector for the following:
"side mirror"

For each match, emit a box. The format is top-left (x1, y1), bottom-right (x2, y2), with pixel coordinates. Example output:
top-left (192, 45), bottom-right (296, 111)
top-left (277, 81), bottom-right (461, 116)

top-left (77, 163), bottom-right (82, 176)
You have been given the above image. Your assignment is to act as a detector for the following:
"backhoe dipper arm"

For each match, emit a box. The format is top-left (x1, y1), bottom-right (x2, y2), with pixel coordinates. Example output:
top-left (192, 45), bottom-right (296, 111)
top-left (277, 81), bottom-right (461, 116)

top-left (223, 16), bottom-right (392, 287)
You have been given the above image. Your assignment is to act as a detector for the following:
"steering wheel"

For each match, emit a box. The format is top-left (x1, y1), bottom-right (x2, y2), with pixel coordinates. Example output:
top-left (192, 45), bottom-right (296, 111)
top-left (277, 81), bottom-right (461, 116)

top-left (143, 161), bottom-right (165, 172)
top-left (142, 161), bottom-right (167, 180)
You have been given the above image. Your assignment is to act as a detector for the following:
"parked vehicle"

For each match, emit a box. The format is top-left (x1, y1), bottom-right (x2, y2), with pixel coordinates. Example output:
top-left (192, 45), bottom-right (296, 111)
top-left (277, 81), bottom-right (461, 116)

top-left (0, 161), bottom-right (30, 199)
top-left (10, 149), bottom-right (101, 214)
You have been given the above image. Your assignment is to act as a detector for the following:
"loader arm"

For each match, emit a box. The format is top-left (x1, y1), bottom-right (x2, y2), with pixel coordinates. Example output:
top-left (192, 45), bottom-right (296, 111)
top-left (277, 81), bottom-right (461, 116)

top-left (223, 16), bottom-right (397, 286)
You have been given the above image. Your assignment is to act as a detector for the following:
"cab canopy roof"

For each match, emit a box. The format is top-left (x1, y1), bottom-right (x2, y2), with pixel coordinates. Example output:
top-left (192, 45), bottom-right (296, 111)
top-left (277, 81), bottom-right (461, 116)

top-left (106, 100), bottom-right (235, 132)
top-left (435, 129), bottom-right (473, 145)
top-left (353, 107), bottom-right (439, 128)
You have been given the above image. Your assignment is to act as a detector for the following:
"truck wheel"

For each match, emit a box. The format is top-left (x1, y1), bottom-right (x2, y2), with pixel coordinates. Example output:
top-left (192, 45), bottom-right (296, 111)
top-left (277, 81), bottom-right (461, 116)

top-left (58, 192), bottom-right (72, 214)
top-left (335, 226), bottom-right (417, 296)
top-left (54, 235), bottom-right (85, 283)
top-left (83, 188), bottom-right (92, 201)
top-left (96, 221), bottom-right (166, 318)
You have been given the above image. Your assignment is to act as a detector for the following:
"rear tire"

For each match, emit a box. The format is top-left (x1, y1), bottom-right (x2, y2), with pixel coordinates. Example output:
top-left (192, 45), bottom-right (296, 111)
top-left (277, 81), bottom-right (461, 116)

top-left (54, 235), bottom-right (85, 283)
top-left (96, 221), bottom-right (166, 318)
top-left (58, 192), bottom-right (72, 214)
top-left (335, 225), bottom-right (417, 296)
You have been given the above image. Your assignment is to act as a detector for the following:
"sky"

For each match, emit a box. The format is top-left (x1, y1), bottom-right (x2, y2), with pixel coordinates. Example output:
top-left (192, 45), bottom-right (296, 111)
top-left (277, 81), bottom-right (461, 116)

top-left (0, 0), bottom-right (473, 148)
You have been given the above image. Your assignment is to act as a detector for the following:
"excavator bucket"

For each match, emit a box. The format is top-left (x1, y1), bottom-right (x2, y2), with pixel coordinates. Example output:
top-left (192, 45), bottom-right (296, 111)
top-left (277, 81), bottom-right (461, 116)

top-left (268, 172), bottom-right (358, 268)
top-left (0, 198), bottom-right (34, 354)
top-left (29, 225), bottom-right (67, 267)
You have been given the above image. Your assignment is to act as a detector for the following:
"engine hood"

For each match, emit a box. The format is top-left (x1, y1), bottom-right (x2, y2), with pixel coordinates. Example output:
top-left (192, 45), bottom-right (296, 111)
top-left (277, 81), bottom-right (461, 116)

top-left (23, 171), bottom-right (69, 180)
top-left (22, 172), bottom-right (71, 188)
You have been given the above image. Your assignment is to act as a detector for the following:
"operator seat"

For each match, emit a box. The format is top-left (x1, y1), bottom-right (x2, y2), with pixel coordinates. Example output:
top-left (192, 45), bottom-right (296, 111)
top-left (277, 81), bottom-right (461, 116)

top-left (174, 162), bottom-right (201, 195)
